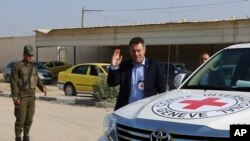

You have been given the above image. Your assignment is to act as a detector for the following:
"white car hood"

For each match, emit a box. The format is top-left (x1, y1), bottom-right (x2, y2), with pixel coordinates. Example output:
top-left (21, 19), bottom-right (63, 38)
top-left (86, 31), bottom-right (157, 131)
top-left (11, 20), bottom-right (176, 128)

top-left (115, 89), bottom-right (250, 130)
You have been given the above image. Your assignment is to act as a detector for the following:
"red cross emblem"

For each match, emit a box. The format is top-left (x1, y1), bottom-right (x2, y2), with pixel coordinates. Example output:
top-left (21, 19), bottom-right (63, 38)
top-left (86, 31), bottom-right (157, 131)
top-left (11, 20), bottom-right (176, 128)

top-left (180, 98), bottom-right (227, 110)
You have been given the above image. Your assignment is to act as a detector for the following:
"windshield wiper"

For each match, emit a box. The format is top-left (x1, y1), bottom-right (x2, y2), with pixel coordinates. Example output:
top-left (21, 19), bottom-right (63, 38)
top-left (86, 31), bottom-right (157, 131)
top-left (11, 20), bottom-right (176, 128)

top-left (230, 87), bottom-right (250, 92)
top-left (183, 85), bottom-right (250, 92)
top-left (183, 85), bottom-right (224, 90)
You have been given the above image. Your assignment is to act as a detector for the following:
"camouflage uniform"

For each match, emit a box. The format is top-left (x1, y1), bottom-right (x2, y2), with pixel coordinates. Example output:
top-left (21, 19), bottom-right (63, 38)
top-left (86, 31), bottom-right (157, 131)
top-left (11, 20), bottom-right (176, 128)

top-left (11, 45), bottom-right (45, 141)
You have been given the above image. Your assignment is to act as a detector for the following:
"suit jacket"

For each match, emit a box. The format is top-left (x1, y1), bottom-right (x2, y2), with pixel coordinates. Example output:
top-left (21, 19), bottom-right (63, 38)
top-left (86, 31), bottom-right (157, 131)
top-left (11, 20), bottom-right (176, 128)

top-left (107, 58), bottom-right (166, 110)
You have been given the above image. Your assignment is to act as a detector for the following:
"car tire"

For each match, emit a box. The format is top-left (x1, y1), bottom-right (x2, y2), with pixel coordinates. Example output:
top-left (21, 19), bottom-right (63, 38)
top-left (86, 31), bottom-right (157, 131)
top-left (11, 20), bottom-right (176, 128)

top-left (5, 74), bottom-right (11, 83)
top-left (64, 83), bottom-right (77, 96)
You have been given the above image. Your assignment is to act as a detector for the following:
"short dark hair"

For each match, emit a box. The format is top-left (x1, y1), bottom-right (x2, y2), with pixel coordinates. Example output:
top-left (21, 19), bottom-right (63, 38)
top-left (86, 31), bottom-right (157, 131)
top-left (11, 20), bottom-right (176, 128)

top-left (129, 37), bottom-right (145, 47)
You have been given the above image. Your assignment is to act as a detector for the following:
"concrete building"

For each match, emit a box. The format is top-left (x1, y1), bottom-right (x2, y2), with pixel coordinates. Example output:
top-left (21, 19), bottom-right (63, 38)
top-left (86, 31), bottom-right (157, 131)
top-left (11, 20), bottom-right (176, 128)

top-left (1, 19), bottom-right (250, 71)
top-left (0, 36), bottom-right (59, 71)
top-left (35, 19), bottom-right (250, 70)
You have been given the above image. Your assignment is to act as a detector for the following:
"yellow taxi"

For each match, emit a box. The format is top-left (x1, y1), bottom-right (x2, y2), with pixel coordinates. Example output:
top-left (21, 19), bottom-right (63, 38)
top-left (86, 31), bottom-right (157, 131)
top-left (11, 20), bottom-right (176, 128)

top-left (57, 63), bottom-right (110, 96)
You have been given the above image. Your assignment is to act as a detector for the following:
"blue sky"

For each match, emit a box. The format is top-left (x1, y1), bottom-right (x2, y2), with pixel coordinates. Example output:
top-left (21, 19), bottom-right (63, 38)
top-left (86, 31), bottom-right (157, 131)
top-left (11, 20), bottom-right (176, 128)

top-left (0, 0), bottom-right (250, 37)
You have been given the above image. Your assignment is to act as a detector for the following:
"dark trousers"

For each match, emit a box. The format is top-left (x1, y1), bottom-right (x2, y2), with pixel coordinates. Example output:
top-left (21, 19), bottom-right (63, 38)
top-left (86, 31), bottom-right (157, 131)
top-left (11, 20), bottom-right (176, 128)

top-left (14, 97), bottom-right (35, 137)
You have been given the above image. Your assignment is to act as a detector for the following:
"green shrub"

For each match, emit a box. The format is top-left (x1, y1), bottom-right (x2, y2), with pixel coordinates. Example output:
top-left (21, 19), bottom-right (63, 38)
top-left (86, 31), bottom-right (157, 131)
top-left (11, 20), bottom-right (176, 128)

top-left (93, 78), bottom-right (119, 103)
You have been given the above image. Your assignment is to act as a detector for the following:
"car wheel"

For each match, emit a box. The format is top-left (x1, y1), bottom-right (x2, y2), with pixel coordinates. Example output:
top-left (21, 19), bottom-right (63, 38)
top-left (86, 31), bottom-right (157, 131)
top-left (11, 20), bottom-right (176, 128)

top-left (64, 83), bottom-right (77, 96)
top-left (5, 74), bottom-right (11, 83)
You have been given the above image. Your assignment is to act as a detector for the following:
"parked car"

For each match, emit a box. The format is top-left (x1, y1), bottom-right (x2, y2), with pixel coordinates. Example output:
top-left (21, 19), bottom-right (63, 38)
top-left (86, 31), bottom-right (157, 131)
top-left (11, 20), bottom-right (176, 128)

top-left (41, 61), bottom-right (72, 78)
top-left (161, 62), bottom-right (192, 90)
top-left (39, 61), bottom-right (48, 68)
top-left (57, 63), bottom-right (110, 96)
top-left (99, 43), bottom-right (250, 141)
top-left (2, 60), bottom-right (54, 84)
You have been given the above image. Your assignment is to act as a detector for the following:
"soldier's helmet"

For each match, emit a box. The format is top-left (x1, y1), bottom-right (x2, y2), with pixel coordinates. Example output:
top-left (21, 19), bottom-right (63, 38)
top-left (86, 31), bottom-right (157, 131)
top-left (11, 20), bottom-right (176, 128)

top-left (23, 45), bottom-right (34, 56)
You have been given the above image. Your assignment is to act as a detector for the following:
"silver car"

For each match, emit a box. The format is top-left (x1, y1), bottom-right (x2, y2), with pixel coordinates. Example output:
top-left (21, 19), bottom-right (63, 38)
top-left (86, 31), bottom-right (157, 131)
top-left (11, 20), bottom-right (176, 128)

top-left (2, 60), bottom-right (54, 84)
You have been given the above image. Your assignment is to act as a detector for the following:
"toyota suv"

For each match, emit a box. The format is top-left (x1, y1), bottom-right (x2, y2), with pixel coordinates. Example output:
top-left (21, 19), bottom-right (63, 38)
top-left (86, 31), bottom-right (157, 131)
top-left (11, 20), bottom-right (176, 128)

top-left (99, 43), bottom-right (250, 141)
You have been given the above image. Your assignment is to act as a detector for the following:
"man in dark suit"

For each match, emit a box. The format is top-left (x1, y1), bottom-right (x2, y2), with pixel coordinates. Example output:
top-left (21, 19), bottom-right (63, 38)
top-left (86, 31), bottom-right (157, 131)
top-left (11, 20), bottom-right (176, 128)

top-left (107, 37), bottom-right (166, 110)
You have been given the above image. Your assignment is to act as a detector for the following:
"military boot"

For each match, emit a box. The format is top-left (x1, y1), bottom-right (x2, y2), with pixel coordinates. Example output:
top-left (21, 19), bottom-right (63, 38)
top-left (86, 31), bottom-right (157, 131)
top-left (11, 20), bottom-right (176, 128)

top-left (23, 136), bottom-right (30, 141)
top-left (15, 137), bottom-right (21, 141)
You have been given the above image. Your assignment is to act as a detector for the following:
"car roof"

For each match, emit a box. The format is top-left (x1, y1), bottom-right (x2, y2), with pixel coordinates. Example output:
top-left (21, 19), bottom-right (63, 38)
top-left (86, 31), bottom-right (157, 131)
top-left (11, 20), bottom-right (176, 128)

top-left (7, 60), bottom-right (19, 63)
top-left (76, 63), bottom-right (110, 66)
top-left (226, 43), bottom-right (250, 49)
top-left (5, 60), bottom-right (45, 68)
top-left (7, 60), bottom-right (42, 63)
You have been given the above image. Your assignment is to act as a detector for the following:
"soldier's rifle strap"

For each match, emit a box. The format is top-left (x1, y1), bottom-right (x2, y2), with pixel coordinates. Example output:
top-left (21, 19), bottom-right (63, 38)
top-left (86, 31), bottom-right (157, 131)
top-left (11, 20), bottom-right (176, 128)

top-left (21, 65), bottom-right (34, 91)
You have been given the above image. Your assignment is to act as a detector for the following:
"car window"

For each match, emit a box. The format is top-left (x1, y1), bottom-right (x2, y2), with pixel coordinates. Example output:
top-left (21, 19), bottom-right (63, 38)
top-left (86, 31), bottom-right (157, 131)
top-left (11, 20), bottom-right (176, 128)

top-left (90, 66), bottom-right (99, 76)
top-left (55, 61), bottom-right (64, 66)
top-left (162, 63), bottom-right (182, 76)
top-left (40, 62), bottom-right (47, 68)
top-left (169, 65), bottom-right (176, 75)
top-left (7, 62), bottom-right (16, 68)
top-left (174, 64), bottom-right (192, 73)
top-left (46, 62), bottom-right (54, 68)
top-left (184, 48), bottom-right (250, 89)
top-left (34, 62), bottom-right (47, 69)
top-left (72, 65), bottom-right (88, 75)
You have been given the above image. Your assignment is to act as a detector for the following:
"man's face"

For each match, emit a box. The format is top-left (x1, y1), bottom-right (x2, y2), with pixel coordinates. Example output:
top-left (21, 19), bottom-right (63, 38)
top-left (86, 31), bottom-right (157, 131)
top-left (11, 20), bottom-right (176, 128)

top-left (129, 43), bottom-right (146, 65)
top-left (23, 54), bottom-right (34, 62)
top-left (200, 54), bottom-right (209, 64)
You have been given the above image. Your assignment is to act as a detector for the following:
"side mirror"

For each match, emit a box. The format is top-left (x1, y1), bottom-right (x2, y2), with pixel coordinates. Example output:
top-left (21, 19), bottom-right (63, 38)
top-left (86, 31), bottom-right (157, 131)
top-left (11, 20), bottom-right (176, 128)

top-left (173, 73), bottom-right (187, 88)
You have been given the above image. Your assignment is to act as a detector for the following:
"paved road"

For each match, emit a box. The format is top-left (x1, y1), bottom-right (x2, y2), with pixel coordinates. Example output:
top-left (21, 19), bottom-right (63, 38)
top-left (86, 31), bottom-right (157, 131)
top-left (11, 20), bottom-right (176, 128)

top-left (0, 97), bottom-right (112, 141)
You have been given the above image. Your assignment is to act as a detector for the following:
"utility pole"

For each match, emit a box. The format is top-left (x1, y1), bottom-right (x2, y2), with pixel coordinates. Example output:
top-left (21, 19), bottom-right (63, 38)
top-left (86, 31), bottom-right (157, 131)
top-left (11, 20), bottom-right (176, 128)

top-left (81, 7), bottom-right (84, 28)
top-left (81, 7), bottom-right (103, 28)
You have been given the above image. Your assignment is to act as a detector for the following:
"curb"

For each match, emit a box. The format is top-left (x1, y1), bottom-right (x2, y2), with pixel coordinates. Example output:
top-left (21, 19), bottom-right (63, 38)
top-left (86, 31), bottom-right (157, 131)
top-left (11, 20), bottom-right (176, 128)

top-left (0, 92), bottom-right (114, 108)
top-left (37, 96), bottom-right (96, 106)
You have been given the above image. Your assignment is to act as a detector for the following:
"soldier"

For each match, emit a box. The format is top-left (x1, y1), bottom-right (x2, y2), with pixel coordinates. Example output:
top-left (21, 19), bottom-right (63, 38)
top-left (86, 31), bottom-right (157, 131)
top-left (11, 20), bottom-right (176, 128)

top-left (11, 45), bottom-right (47, 141)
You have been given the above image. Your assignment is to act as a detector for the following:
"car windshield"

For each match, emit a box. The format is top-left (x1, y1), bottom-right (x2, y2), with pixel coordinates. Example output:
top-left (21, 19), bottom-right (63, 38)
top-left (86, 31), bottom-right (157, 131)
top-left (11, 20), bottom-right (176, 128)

top-left (174, 64), bottom-right (192, 73)
top-left (162, 63), bottom-right (192, 76)
top-left (34, 62), bottom-right (47, 69)
top-left (182, 48), bottom-right (250, 91)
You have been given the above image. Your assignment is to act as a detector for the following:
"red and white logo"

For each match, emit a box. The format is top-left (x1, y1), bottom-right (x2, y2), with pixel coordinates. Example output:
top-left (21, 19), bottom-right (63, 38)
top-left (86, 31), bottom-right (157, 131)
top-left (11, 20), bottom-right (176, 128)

top-left (152, 94), bottom-right (250, 119)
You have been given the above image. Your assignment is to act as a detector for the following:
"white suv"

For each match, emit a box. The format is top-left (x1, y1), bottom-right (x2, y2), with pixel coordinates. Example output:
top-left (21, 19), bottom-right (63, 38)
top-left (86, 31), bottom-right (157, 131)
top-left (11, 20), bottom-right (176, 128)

top-left (99, 43), bottom-right (250, 141)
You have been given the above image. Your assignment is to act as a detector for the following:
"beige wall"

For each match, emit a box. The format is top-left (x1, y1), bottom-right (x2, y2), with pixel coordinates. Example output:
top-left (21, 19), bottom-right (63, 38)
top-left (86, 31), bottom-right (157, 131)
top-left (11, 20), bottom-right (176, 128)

top-left (65, 46), bottom-right (113, 65)
top-left (36, 44), bottom-right (116, 67)
top-left (0, 36), bottom-right (35, 71)
top-left (0, 36), bottom-right (60, 72)
top-left (37, 46), bottom-right (66, 62)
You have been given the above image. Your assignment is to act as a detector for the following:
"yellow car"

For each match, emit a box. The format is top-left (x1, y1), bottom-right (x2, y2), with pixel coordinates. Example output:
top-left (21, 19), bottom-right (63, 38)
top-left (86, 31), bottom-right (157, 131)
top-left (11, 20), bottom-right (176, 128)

top-left (57, 63), bottom-right (110, 96)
